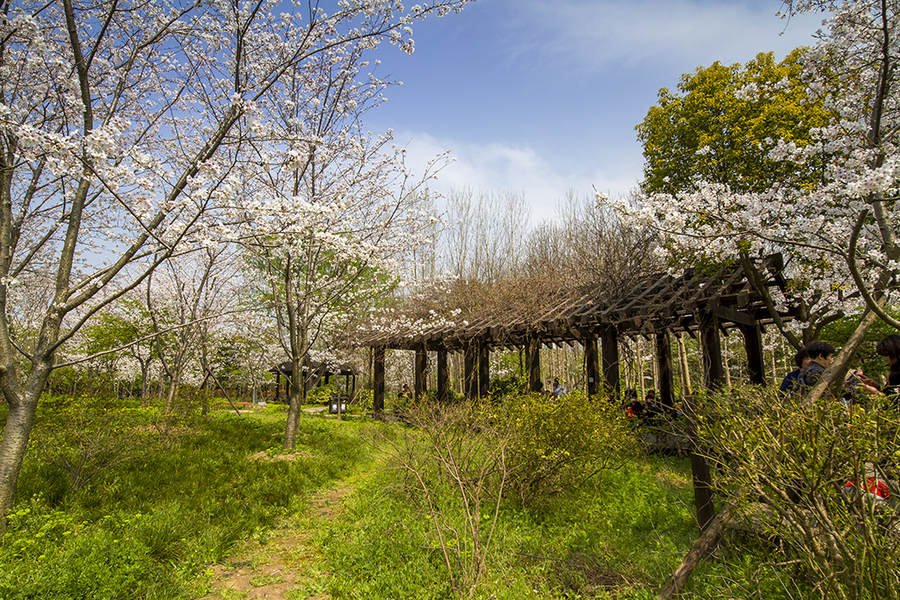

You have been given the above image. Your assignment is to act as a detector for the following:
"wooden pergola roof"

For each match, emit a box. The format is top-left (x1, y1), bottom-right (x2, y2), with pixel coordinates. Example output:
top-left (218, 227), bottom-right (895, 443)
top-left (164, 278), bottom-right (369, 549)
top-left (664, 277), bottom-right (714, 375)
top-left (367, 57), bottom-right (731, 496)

top-left (269, 360), bottom-right (357, 377)
top-left (352, 254), bottom-right (793, 351)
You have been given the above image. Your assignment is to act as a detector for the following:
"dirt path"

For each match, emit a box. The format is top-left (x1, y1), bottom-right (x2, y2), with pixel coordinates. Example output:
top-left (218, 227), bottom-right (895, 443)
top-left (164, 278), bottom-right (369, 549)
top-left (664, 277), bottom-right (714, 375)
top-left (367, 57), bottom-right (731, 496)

top-left (197, 481), bottom-right (358, 600)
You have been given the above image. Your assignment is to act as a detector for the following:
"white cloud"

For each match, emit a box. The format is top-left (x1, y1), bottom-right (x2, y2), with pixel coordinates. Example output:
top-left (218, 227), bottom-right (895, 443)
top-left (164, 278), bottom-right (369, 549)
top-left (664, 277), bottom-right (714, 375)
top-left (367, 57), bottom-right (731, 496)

top-left (396, 131), bottom-right (641, 225)
top-left (375, 0), bottom-right (829, 228)
top-left (500, 0), bottom-right (826, 73)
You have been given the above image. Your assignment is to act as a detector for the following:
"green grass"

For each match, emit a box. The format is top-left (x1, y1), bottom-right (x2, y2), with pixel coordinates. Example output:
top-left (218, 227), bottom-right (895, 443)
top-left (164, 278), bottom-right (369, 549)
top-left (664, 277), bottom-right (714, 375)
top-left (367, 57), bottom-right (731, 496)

top-left (308, 445), bottom-right (810, 599)
top-left (308, 452), bottom-right (700, 599)
top-left (0, 398), bottom-right (814, 599)
top-left (0, 402), bottom-right (371, 600)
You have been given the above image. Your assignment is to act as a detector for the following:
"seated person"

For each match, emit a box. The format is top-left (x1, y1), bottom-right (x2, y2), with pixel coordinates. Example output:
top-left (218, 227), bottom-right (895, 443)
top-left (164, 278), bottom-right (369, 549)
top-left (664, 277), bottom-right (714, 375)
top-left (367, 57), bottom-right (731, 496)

top-left (551, 377), bottom-right (567, 399)
top-left (799, 341), bottom-right (835, 395)
top-left (799, 341), bottom-right (880, 403)
top-left (623, 388), bottom-right (643, 419)
top-left (779, 348), bottom-right (811, 396)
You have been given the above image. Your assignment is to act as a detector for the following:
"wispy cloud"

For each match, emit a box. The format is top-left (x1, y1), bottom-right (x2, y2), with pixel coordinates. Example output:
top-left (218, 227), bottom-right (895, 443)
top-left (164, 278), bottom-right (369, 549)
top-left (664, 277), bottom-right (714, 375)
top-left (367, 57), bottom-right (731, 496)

top-left (377, 0), bottom-right (828, 227)
top-left (396, 131), bottom-right (640, 225)
top-left (498, 0), bottom-right (825, 73)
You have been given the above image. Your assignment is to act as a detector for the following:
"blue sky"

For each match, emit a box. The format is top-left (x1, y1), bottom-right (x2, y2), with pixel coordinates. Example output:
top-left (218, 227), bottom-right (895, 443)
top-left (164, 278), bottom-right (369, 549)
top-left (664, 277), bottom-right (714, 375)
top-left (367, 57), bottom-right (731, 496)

top-left (366, 0), bottom-right (827, 225)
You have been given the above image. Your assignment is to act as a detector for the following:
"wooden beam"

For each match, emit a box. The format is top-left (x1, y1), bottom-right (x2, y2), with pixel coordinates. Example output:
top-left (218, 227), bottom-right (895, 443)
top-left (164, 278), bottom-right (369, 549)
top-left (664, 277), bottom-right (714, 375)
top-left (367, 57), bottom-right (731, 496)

top-left (373, 346), bottom-right (385, 414)
top-left (600, 325), bottom-right (620, 400)
top-left (714, 305), bottom-right (757, 327)
top-left (585, 335), bottom-right (600, 397)
top-left (464, 342), bottom-right (478, 399)
top-left (656, 331), bottom-right (675, 408)
top-left (692, 310), bottom-right (723, 533)
top-left (699, 310), bottom-right (725, 389)
top-left (526, 337), bottom-right (542, 393)
top-left (740, 323), bottom-right (767, 386)
top-left (479, 342), bottom-right (490, 398)
top-left (414, 344), bottom-right (428, 400)
top-left (437, 349), bottom-right (449, 403)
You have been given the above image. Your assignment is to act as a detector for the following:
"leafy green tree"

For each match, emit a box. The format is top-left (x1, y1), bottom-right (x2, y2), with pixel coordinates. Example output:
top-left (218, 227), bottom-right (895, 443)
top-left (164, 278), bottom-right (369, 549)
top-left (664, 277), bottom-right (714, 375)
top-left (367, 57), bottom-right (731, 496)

top-left (635, 48), bottom-right (840, 349)
top-left (638, 49), bottom-right (830, 197)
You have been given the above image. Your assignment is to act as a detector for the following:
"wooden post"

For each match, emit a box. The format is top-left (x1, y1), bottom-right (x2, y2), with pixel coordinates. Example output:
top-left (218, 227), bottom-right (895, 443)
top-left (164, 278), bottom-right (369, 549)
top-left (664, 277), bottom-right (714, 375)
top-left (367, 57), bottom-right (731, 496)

top-left (692, 309), bottom-right (725, 532)
top-left (526, 337), bottom-right (542, 392)
top-left (585, 334), bottom-right (600, 397)
top-left (700, 310), bottom-right (725, 389)
top-left (656, 331), bottom-right (675, 408)
top-left (637, 336), bottom-right (646, 400)
top-left (677, 333), bottom-right (693, 397)
top-left (740, 322), bottom-right (767, 385)
top-left (479, 342), bottom-right (490, 398)
top-left (464, 342), bottom-right (478, 399)
top-left (414, 344), bottom-right (428, 400)
top-left (373, 346), bottom-right (385, 414)
top-left (437, 349), bottom-right (449, 403)
top-left (601, 326), bottom-right (620, 400)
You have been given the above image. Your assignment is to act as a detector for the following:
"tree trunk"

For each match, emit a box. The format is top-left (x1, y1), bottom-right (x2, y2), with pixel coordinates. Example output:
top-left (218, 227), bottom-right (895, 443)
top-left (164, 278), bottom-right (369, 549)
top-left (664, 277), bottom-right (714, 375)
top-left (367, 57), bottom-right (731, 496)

top-left (139, 358), bottom-right (152, 406)
top-left (0, 392), bottom-right (40, 528)
top-left (658, 503), bottom-right (734, 600)
top-left (803, 307), bottom-right (882, 406)
top-left (164, 368), bottom-right (182, 413)
top-left (283, 355), bottom-right (304, 449)
top-left (0, 352), bottom-right (53, 532)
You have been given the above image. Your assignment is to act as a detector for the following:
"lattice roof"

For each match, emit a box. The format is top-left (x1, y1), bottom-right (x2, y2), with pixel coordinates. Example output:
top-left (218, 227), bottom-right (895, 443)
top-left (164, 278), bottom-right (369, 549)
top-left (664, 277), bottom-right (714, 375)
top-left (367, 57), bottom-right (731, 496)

top-left (350, 254), bottom-right (794, 352)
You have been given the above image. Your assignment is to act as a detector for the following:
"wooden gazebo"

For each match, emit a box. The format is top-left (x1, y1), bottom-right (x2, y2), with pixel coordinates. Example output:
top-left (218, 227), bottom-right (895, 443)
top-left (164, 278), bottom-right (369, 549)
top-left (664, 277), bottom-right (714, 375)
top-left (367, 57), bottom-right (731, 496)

top-left (352, 254), bottom-right (797, 531)
top-left (354, 255), bottom-right (792, 404)
top-left (269, 359), bottom-right (357, 404)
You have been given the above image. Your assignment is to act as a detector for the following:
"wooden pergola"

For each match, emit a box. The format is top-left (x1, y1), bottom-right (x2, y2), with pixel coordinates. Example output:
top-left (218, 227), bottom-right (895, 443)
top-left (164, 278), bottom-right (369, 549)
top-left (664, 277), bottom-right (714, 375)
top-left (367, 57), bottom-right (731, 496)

top-left (352, 254), bottom-right (797, 531)
top-left (355, 254), bottom-right (791, 404)
top-left (269, 359), bottom-right (357, 404)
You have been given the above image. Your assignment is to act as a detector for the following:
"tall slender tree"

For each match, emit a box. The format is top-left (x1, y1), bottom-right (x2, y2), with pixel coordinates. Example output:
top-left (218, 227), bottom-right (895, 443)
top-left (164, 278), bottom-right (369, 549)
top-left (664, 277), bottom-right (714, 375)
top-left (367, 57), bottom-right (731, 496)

top-left (0, 0), bottom-right (469, 527)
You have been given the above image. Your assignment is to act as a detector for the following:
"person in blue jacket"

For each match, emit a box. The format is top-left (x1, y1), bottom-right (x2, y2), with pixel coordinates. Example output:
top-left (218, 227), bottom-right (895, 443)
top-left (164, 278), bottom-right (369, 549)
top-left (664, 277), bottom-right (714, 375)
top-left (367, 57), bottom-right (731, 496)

top-left (779, 348), bottom-right (811, 396)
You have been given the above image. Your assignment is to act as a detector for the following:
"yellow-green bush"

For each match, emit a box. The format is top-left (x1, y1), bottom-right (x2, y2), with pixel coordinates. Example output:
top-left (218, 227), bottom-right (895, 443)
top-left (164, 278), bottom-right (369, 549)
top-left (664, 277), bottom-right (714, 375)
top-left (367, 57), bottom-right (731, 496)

top-left (491, 390), bottom-right (641, 506)
top-left (695, 385), bottom-right (900, 600)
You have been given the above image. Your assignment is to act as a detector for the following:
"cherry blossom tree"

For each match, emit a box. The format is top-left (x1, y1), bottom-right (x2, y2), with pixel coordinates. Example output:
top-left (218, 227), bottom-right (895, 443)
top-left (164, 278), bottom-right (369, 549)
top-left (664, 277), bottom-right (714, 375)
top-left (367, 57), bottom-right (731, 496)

top-left (607, 0), bottom-right (900, 399)
top-left (234, 39), bottom-right (449, 447)
top-left (0, 0), bottom-right (469, 527)
top-left (146, 245), bottom-right (239, 412)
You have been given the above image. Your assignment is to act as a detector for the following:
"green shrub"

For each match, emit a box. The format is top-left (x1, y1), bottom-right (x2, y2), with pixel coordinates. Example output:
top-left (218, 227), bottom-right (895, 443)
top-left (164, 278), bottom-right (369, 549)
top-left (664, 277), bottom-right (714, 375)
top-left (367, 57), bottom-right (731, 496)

top-left (695, 385), bottom-right (900, 600)
top-left (306, 382), bottom-right (338, 405)
top-left (0, 503), bottom-right (155, 600)
top-left (488, 373), bottom-right (527, 399)
top-left (29, 395), bottom-right (155, 492)
top-left (494, 391), bottom-right (641, 506)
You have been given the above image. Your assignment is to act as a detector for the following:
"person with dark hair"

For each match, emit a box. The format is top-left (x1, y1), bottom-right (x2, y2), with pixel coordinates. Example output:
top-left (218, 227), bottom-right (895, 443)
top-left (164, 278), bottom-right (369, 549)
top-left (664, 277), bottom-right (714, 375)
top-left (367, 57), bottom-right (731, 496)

top-left (623, 388), bottom-right (643, 419)
top-left (798, 341), bottom-right (835, 395)
top-left (779, 348), bottom-right (811, 396)
top-left (876, 334), bottom-right (900, 396)
top-left (551, 377), bottom-right (567, 399)
top-left (798, 340), bottom-right (881, 402)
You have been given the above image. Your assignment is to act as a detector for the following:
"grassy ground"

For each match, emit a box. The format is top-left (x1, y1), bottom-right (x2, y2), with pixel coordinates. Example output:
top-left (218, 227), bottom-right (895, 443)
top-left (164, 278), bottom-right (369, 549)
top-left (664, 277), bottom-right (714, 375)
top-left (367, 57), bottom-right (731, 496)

top-left (0, 400), bottom-right (800, 599)
top-left (311, 448), bottom-right (699, 599)
top-left (0, 402), bottom-right (372, 600)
